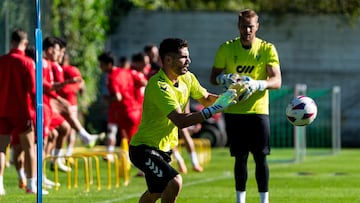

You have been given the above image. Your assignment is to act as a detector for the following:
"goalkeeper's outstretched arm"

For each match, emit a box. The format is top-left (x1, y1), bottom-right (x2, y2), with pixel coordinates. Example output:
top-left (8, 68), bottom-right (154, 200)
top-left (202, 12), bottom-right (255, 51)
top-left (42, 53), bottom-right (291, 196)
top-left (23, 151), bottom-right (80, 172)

top-left (168, 89), bottom-right (237, 129)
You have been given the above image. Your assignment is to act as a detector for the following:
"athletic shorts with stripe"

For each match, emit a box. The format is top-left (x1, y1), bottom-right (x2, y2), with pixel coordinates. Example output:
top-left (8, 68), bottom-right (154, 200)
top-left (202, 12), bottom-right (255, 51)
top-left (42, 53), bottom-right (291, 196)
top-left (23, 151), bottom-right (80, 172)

top-left (129, 145), bottom-right (179, 193)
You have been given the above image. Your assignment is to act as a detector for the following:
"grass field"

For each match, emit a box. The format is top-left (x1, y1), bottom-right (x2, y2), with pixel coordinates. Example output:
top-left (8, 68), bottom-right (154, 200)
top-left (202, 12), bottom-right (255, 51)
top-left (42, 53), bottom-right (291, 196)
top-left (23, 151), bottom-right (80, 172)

top-left (1, 147), bottom-right (360, 203)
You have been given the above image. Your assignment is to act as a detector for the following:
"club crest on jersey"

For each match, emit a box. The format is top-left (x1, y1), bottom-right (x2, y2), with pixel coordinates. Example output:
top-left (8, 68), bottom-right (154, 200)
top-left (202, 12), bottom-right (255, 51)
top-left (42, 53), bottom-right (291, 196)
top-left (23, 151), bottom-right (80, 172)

top-left (158, 76), bottom-right (168, 92)
top-left (160, 85), bottom-right (167, 91)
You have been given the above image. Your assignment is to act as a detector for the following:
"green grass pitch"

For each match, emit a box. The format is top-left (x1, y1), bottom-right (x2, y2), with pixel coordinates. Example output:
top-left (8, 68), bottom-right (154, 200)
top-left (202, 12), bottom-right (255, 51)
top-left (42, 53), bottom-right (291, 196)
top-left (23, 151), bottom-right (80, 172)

top-left (1, 148), bottom-right (360, 203)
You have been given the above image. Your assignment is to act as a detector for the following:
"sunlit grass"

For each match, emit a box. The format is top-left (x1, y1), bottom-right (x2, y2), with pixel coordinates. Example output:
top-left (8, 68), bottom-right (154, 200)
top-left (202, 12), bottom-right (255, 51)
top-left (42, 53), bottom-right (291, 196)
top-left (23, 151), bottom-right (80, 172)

top-left (1, 148), bottom-right (359, 203)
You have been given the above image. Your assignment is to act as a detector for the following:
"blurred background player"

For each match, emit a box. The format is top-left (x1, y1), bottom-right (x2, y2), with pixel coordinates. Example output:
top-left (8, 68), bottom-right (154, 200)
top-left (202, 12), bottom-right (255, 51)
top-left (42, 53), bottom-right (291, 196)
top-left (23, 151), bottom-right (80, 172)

top-left (42, 36), bottom-right (72, 173)
top-left (118, 56), bottom-right (131, 69)
top-left (98, 52), bottom-right (142, 162)
top-left (172, 102), bottom-right (203, 173)
top-left (42, 37), bottom-right (102, 150)
top-left (143, 43), bottom-right (161, 79)
top-left (57, 41), bottom-right (86, 158)
top-left (0, 29), bottom-right (41, 194)
top-left (129, 52), bottom-right (149, 176)
top-left (130, 52), bottom-right (149, 106)
top-left (24, 43), bottom-right (59, 189)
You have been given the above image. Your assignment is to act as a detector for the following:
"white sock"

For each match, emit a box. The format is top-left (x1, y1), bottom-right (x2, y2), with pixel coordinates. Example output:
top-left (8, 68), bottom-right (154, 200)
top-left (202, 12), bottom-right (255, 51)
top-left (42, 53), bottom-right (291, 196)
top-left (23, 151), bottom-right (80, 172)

top-left (54, 148), bottom-right (63, 156)
top-left (260, 192), bottom-right (269, 203)
top-left (0, 176), bottom-right (3, 188)
top-left (107, 145), bottom-right (115, 153)
top-left (173, 151), bottom-right (184, 162)
top-left (190, 151), bottom-right (199, 166)
top-left (18, 168), bottom-right (26, 180)
top-left (27, 177), bottom-right (36, 190)
top-left (236, 191), bottom-right (246, 203)
top-left (66, 147), bottom-right (73, 156)
top-left (79, 128), bottom-right (90, 139)
top-left (51, 148), bottom-right (55, 156)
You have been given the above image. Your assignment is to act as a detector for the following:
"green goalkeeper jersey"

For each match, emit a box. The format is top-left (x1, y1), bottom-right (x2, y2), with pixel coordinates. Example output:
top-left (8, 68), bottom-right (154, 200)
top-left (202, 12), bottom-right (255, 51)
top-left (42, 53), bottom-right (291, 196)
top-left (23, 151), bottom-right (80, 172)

top-left (213, 37), bottom-right (280, 115)
top-left (130, 69), bottom-right (207, 152)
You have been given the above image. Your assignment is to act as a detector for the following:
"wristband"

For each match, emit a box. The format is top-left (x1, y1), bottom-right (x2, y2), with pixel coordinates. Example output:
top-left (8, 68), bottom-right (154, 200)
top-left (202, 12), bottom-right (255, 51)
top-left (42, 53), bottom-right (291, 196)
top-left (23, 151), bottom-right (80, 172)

top-left (258, 80), bottom-right (268, 91)
top-left (201, 108), bottom-right (212, 119)
top-left (215, 74), bottom-right (225, 85)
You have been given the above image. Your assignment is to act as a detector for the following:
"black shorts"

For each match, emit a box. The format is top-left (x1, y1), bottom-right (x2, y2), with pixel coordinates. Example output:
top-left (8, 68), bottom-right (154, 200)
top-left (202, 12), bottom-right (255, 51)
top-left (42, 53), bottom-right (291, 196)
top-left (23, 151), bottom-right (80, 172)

top-left (224, 114), bottom-right (270, 156)
top-left (129, 145), bottom-right (179, 193)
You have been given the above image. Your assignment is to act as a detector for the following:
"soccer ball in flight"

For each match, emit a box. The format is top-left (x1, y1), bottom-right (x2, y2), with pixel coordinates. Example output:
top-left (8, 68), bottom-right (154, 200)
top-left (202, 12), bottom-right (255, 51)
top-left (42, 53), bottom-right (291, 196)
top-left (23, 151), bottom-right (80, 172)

top-left (286, 96), bottom-right (317, 126)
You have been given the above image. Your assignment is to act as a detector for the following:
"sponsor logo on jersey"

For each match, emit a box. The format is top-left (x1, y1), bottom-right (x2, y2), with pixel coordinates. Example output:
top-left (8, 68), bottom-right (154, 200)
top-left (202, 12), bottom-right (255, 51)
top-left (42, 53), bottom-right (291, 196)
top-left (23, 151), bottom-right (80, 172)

top-left (236, 65), bottom-right (254, 74)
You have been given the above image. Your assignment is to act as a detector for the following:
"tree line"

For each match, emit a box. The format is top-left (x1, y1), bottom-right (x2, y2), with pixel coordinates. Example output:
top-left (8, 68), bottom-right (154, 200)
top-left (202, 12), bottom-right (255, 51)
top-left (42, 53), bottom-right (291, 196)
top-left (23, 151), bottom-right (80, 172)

top-left (1, 0), bottom-right (359, 112)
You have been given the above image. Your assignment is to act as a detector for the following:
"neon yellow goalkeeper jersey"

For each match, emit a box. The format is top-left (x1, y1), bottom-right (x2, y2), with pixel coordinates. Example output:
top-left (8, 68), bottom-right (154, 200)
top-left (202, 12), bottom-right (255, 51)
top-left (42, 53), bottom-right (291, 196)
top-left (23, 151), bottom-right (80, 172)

top-left (130, 69), bottom-right (207, 152)
top-left (213, 37), bottom-right (280, 115)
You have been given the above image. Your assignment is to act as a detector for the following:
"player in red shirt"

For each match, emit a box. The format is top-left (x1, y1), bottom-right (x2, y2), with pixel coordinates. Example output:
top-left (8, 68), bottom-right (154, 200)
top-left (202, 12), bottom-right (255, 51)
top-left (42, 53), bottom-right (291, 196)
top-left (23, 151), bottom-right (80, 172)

top-left (130, 52), bottom-right (149, 107)
top-left (144, 44), bottom-right (161, 79)
top-left (129, 52), bottom-right (149, 176)
top-left (59, 53), bottom-right (85, 158)
top-left (42, 37), bottom-right (101, 153)
top-left (98, 52), bottom-right (142, 162)
top-left (0, 29), bottom-right (39, 195)
top-left (42, 36), bottom-right (73, 174)
top-left (59, 53), bottom-right (84, 108)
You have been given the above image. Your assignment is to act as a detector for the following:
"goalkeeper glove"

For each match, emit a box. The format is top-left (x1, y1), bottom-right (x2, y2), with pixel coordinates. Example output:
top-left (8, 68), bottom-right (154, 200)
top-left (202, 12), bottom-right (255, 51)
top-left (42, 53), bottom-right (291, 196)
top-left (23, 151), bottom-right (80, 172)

top-left (201, 89), bottom-right (237, 119)
top-left (234, 76), bottom-right (268, 101)
top-left (216, 73), bottom-right (240, 88)
top-left (228, 82), bottom-right (247, 101)
top-left (239, 76), bottom-right (268, 91)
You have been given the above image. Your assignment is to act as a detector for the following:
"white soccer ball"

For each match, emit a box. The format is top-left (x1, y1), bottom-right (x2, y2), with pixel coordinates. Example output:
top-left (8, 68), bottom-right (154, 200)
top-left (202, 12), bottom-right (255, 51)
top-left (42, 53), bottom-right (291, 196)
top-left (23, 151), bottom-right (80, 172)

top-left (286, 95), bottom-right (318, 126)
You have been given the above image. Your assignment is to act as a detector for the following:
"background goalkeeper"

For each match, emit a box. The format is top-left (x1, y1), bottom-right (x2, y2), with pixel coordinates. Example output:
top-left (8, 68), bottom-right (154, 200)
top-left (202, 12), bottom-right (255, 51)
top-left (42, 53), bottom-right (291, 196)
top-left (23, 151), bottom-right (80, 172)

top-left (209, 9), bottom-right (282, 203)
top-left (129, 38), bottom-right (237, 203)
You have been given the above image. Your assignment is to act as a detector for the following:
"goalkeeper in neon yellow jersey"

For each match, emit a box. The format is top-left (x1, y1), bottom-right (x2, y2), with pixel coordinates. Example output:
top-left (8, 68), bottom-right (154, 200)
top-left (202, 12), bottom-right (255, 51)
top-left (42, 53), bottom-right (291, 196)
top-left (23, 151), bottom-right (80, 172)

top-left (129, 38), bottom-right (237, 203)
top-left (209, 9), bottom-right (282, 203)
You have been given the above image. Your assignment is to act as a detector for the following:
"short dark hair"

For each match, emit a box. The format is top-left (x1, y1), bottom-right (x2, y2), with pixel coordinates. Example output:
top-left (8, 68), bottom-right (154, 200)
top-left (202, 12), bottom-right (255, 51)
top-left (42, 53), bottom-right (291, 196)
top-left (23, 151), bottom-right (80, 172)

top-left (159, 38), bottom-right (188, 62)
top-left (11, 29), bottom-right (27, 43)
top-left (98, 51), bottom-right (115, 65)
top-left (238, 9), bottom-right (258, 22)
top-left (57, 37), bottom-right (67, 48)
top-left (144, 44), bottom-right (157, 53)
top-left (25, 45), bottom-right (35, 60)
top-left (43, 36), bottom-right (60, 50)
top-left (131, 52), bottom-right (146, 63)
top-left (119, 56), bottom-right (128, 63)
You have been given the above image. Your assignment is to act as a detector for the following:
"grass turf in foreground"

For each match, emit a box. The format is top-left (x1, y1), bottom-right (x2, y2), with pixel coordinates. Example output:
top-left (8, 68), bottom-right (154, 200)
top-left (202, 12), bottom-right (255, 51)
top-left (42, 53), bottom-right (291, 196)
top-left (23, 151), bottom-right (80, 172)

top-left (0, 148), bottom-right (359, 203)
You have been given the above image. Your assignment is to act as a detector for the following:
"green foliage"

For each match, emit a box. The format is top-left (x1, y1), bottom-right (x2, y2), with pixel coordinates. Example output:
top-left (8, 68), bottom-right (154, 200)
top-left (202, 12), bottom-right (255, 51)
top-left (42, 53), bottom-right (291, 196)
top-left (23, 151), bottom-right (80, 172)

top-left (1, 0), bottom-right (359, 112)
top-left (107, 0), bottom-right (134, 34)
top-left (0, 0), bottom-right (134, 115)
top-left (0, 0), bottom-right (34, 54)
top-left (0, 0), bottom-right (34, 31)
top-left (51, 0), bottom-right (111, 112)
top-left (129, 0), bottom-right (255, 11)
top-left (258, 0), bottom-right (360, 19)
top-left (129, 0), bottom-right (360, 21)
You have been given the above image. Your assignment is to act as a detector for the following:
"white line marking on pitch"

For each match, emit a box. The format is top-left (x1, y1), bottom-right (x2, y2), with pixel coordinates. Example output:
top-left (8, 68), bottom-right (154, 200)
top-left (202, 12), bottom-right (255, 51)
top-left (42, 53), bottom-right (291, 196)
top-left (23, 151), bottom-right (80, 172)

top-left (96, 173), bottom-right (232, 203)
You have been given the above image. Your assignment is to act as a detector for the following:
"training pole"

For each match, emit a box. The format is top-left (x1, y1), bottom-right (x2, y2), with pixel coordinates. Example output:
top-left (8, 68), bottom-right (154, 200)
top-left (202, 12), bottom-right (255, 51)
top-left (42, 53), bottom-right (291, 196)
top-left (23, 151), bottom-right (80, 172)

top-left (35, 0), bottom-right (43, 201)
